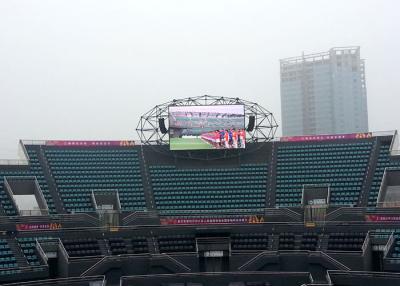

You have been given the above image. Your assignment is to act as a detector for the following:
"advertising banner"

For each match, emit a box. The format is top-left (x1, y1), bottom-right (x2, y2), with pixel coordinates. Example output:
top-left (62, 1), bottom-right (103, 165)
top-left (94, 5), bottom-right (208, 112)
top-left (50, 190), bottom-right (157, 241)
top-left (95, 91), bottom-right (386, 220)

top-left (365, 215), bottom-right (400, 222)
top-left (280, 132), bottom-right (372, 143)
top-left (16, 223), bottom-right (62, 231)
top-left (160, 215), bottom-right (264, 225)
top-left (45, 140), bottom-right (135, 147)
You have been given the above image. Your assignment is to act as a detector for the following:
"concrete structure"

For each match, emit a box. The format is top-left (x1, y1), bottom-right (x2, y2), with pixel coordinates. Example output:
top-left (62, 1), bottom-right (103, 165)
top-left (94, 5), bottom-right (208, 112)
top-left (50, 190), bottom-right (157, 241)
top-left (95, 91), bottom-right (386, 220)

top-left (280, 46), bottom-right (368, 136)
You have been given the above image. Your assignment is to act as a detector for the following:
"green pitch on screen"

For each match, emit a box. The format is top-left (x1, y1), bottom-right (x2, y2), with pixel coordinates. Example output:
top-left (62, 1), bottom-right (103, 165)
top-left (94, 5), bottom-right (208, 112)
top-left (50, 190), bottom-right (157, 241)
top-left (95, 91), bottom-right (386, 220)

top-left (170, 138), bottom-right (213, 150)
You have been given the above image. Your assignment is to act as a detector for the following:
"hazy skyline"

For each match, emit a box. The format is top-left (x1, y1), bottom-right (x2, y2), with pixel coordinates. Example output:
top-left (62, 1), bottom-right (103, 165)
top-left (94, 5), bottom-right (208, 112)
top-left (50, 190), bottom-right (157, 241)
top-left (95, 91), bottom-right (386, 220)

top-left (1, 0), bottom-right (399, 158)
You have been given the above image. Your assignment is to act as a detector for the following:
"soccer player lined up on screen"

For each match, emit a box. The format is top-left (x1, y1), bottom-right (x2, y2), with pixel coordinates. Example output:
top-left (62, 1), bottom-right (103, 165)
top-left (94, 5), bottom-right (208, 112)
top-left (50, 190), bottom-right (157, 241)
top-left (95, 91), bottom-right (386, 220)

top-left (169, 105), bottom-right (245, 150)
top-left (201, 128), bottom-right (245, 149)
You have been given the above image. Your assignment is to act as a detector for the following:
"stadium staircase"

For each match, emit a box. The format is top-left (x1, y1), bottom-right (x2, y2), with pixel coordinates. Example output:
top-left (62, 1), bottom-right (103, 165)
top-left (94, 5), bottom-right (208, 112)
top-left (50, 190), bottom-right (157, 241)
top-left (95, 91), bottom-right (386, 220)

top-left (23, 146), bottom-right (57, 214)
top-left (264, 208), bottom-right (302, 222)
top-left (147, 233), bottom-right (159, 254)
top-left (367, 140), bottom-right (400, 207)
top-left (266, 142), bottom-right (278, 207)
top-left (80, 253), bottom-right (191, 277)
top-left (238, 250), bottom-right (350, 272)
top-left (358, 137), bottom-right (380, 206)
top-left (325, 207), bottom-right (365, 221)
top-left (122, 210), bottom-right (159, 225)
top-left (136, 146), bottom-right (156, 211)
top-left (97, 239), bottom-right (111, 256)
top-left (6, 238), bottom-right (28, 268)
top-left (318, 234), bottom-right (330, 251)
top-left (37, 146), bottom-right (66, 214)
top-left (270, 234), bottom-right (280, 250)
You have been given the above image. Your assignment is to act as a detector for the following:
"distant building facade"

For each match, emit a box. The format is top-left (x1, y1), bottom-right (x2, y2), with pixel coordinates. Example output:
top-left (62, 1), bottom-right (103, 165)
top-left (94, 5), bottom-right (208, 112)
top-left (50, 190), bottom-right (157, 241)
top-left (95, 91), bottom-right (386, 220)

top-left (280, 46), bottom-right (368, 136)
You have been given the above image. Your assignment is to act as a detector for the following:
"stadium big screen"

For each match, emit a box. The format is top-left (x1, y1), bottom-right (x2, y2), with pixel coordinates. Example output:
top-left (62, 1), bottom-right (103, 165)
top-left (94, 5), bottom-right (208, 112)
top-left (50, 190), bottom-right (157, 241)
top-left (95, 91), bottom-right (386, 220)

top-left (169, 105), bottom-right (246, 150)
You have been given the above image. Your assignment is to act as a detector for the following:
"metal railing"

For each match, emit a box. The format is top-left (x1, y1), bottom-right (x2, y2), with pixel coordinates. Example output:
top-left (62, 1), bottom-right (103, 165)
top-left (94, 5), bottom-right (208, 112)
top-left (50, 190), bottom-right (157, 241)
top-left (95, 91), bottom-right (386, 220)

top-left (383, 232), bottom-right (395, 258)
top-left (377, 201), bottom-right (400, 208)
top-left (0, 159), bottom-right (28, 166)
top-left (318, 251), bottom-right (351, 271)
top-left (19, 209), bottom-right (49, 216)
top-left (35, 238), bottom-right (49, 264)
top-left (150, 253), bottom-right (191, 272)
top-left (361, 232), bottom-right (370, 255)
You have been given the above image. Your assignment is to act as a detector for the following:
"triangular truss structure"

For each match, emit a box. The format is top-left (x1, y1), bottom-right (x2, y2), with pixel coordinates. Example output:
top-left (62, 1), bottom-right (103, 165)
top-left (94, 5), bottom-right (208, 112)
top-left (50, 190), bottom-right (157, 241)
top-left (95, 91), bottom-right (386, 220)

top-left (136, 95), bottom-right (278, 146)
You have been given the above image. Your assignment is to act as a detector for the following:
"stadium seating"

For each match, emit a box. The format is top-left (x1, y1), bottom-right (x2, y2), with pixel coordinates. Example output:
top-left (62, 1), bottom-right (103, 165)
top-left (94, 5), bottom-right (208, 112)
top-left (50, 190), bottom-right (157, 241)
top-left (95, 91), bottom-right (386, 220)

top-left (107, 237), bottom-right (128, 255)
top-left (390, 233), bottom-right (400, 259)
top-left (278, 232), bottom-right (295, 250)
top-left (300, 232), bottom-right (319, 251)
top-left (0, 169), bottom-right (24, 216)
top-left (97, 237), bottom-right (149, 255)
top-left (327, 232), bottom-right (366, 251)
top-left (231, 233), bottom-right (269, 251)
top-left (0, 239), bottom-right (17, 269)
top-left (0, 147), bottom-right (56, 216)
top-left (1, 135), bottom-right (400, 285)
top-left (275, 141), bottom-right (372, 207)
top-left (43, 148), bottom-right (146, 213)
top-left (17, 236), bottom-right (53, 266)
top-left (368, 143), bottom-right (400, 207)
top-left (131, 236), bottom-right (148, 254)
top-left (158, 234), bottom-right (196, 253)
top-left (25, 147), bottom-right (57, 214)
top-left (149, 164), bottom-right (268, 214)
top-left (62, 238), bottom-right (102, 257)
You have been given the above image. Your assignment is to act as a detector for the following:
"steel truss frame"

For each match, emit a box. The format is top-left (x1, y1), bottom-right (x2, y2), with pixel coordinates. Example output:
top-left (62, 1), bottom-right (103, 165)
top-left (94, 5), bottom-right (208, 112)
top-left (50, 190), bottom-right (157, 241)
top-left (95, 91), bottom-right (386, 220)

top-left (136, 95), bottom-right (278, 146)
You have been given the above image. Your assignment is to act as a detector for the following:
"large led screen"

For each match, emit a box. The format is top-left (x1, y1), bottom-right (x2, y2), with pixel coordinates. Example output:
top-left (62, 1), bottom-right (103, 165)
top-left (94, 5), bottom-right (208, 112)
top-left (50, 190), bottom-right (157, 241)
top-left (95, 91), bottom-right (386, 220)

top-left (169, 105), bottom-right (246, 150)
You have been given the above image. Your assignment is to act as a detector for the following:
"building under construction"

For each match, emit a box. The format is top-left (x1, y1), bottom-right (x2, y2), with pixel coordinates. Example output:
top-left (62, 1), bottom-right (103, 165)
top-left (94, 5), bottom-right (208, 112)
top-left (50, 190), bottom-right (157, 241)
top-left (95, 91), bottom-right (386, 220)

top-left (280, 46), bottom-right (368, 136)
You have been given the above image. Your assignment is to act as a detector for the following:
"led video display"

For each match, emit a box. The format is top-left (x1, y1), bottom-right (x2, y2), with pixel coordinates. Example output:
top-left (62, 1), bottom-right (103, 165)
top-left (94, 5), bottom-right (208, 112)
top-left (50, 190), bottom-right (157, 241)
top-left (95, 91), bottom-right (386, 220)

top-left (169, 105), bottom-right (246, 150)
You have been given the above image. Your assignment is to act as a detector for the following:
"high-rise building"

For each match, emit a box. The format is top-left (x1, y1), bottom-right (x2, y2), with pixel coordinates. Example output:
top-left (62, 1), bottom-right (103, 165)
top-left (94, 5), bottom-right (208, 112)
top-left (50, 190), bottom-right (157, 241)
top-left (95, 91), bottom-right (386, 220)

top-left (280, 46), bottom-right (368, 136)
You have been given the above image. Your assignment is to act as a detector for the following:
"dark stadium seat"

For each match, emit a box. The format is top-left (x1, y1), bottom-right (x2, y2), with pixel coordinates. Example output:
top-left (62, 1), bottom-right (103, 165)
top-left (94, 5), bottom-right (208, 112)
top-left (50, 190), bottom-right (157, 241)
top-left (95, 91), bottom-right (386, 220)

top-left (25, 147), bottom-right (57, 213)
top-left (275, 141), bottom-right (373, 207)
top-left (0, 147), bottom-right (57, 216)
top-left (231, 233), bottom-right (269, 251)
top-left (368, 143), bottom-right (400, 206)
top-left (300, 232), bottom-right (319, 251)
top-left (17, 236), bottom-right (53, 266)
top-left (158, 234), bottom-right (196, 253)
top-left (327, 232), bottom-right (366, 251)
top-left (0, 239), bottom-right (18, 269)
top-left (107, 237), bottom-right (128, 255)
top-left (278, 232), bottom-right (295, 250)
top-left (149, 164), bottom-right (268, 214)
top-left (1, 133), bottom-right (400, 284)
top-left (131, 236), bottom-right (149, 254)
top-left (62, 238), bottom-right (102, 257)
top-left (43, 147), bottom-right (146, 213)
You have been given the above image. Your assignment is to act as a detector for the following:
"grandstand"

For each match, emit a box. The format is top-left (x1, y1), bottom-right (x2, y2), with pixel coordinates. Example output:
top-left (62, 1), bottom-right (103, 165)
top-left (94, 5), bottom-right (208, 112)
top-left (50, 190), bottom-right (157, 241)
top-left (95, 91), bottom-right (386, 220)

top-left (1, 98), bottom-right (400, 285)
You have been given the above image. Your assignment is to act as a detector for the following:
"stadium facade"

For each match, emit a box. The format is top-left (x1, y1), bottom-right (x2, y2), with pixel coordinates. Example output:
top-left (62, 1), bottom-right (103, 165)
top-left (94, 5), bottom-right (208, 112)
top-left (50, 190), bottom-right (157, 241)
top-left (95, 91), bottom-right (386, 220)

top-left (0, 97), bottom-right (400, 286)
top-left (280, 46), bottom-right (368, 136)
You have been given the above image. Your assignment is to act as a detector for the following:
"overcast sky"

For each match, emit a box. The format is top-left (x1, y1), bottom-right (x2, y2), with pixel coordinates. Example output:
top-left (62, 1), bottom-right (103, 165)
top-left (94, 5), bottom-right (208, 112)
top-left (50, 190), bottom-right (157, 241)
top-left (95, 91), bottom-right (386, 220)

top-left (0, 0), bottom-right (399, 158)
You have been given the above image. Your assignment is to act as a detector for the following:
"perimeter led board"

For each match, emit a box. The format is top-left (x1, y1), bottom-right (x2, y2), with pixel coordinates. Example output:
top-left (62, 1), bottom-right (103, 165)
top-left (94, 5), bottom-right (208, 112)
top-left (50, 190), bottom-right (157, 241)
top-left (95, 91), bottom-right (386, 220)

top-left (169, 105), bottom-right (245, 150)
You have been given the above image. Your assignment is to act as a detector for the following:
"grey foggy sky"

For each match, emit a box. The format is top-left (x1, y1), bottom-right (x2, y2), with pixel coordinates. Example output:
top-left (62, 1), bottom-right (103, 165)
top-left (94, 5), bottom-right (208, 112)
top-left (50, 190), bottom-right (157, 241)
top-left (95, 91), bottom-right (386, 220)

top-left (0, 0), bottom-right (399, 158)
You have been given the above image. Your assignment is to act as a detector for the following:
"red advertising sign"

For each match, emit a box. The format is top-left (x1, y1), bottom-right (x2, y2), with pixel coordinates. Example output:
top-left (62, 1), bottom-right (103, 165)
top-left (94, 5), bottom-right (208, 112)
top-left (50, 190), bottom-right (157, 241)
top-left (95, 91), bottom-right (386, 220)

top-left (45, 140), bottom-right (135, 147)
top-left (280, 132), bottom-right (372, 143)
top-left (160, 215), bottom-right (264, 225)
top-left (16, 223), bottom-right (62, 231)
top-left (365, 215), bottom-right (400, 222)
